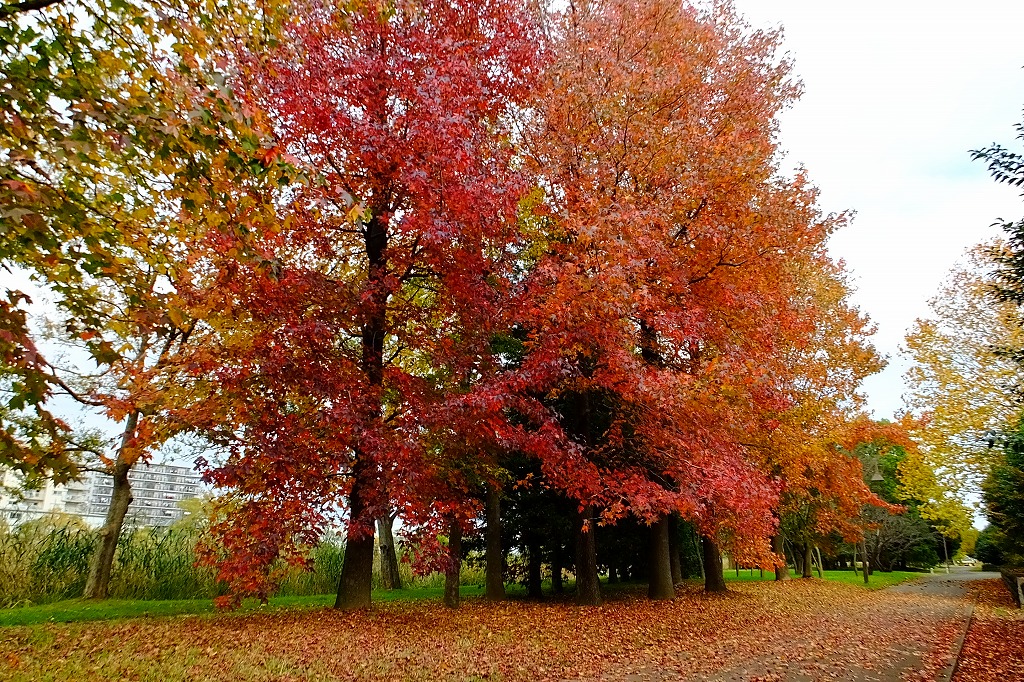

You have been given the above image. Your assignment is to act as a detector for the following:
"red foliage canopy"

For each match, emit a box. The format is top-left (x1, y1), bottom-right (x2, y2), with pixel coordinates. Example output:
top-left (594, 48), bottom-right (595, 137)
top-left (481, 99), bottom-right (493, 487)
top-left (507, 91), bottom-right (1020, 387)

top-left (187, 0), bottom-right (545, 601)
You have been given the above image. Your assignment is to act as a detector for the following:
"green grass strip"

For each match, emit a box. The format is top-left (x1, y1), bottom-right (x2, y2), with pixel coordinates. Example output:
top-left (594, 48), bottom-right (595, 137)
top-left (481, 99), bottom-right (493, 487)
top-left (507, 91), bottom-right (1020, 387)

top-left (723, 568), bottom-right (923, 589)
top-left (0, 570), bottom-right (927, 627)
top-left (0, 586), bottom-right (486, 627)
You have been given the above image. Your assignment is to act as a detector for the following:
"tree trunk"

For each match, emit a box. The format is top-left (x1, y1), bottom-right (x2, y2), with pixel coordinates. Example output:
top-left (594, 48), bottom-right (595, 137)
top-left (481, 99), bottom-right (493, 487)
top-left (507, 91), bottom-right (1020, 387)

top-left (802, 544), bottom-right (813, 578)
top-left (852, 542), bottom-right (859, 575)
top-left (335, 457), bottom-right (376, 609)
top-left (337, 211), bottom-right (388, 610)
top-left (633, 538), bottom-right (649, 582)
top-left (443, 515), bottom-right (462, 608)
top-left (668, 515), bottom-right (682, 584)
top-left (84, 411), bottom-right (139, 600)
top-left (527, 534), bottom-right (543, 599)
top-left (376, 512), bottom-right (402, 590)
top-left (679, 550), bottom-right (691, 580)
top-left (789, 539), bottom-right (804, 575)
top-left (575, 505), bottom-right (602, 605)
top-left (551, 544), bottom-right (564, 594)
top-left (814, 546), bottom-right (824, 578)
top-left (694, 530), bottom-right (705, 580)
top-left (772, 535), bottom-right (790, 581)
top-left (648, 516), bottom-right (675, 600)
top-left (679, 524), bottom-right (693, 580)
top-left (702, 535), bottom-right (727, 593)
top-left (484, 483), bottom-right (505, 600)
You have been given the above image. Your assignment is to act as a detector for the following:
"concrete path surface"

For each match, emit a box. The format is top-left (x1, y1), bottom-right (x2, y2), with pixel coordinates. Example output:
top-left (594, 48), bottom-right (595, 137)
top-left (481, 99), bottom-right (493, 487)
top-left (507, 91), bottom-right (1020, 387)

top-left (676, 567), bottom-right (997, 682)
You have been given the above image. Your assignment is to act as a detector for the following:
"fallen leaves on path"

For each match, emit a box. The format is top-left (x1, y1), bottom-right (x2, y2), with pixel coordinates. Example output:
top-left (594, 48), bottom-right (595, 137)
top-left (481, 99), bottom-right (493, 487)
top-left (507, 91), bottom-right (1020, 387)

top-left (953, 579), bottom-right (1024, 682)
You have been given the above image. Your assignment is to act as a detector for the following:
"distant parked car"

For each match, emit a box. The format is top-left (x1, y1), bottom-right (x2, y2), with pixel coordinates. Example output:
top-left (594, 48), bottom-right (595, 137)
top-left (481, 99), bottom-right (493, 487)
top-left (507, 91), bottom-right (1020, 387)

top-left (959, 556), bottom-right (978, 566)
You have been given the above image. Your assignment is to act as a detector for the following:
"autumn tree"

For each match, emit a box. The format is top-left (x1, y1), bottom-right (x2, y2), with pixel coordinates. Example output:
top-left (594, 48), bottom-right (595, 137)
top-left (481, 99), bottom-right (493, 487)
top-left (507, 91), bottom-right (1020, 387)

top-left (856, 442), bottom-right (955, 572)
top-left (517, 0), bottom-right (859, 596)
top-left (190, 0), bottom-right (543, 609)
top-left (982, 417), bottom-right (1024, 564)
top-left (185, 0), bottom-right (888, 608)
top-left (904, 245), bottom-right (1021, 501)
top-left (972, 108), bottom-right (1024, 313)
top-left (970, 107), bottom-right (1024, 563)
top-left (1, 0), bottom-right (291, 597)
top-left (496, 458), bottom-right (577, 599)
top-left (748, 260), bottom-right (891, 580)
top-left (974, 524), bottom-right (1007, 565)
top-left (68, 281), bottom-right (206, 600)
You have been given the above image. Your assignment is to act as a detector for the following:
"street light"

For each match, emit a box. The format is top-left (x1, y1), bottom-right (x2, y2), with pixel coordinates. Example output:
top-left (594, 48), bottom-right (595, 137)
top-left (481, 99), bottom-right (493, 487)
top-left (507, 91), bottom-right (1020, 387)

top-left (859, 454), bottom-right (884, 585)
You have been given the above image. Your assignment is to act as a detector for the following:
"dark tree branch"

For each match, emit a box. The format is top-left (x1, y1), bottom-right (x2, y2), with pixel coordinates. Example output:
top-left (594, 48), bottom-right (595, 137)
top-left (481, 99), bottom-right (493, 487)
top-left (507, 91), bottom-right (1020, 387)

top-left (1, 0), bottom-right (65, 19)
top-left (671, 197), bottom-right (707, 245)
top-left (47, 369), bottom-right (105, 407)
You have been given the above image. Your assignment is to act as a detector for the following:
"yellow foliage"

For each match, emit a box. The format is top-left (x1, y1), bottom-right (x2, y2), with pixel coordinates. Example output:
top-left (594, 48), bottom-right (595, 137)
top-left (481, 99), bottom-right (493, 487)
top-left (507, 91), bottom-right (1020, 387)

top-left (903, 244), bottom-right (1021, 500)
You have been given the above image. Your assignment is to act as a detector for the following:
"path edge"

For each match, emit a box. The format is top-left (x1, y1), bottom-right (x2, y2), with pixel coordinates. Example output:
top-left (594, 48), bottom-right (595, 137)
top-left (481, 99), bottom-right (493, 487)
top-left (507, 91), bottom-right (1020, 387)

top-left (938, 602), bottom-right (975, 682)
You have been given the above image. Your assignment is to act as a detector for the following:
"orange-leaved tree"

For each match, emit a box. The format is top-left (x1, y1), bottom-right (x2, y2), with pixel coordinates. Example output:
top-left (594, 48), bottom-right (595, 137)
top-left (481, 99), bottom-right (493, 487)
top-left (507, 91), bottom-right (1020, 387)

top-left (513, 0), bottom-right (856, 596)
top-left (744, 258), bottom-right (889, 579)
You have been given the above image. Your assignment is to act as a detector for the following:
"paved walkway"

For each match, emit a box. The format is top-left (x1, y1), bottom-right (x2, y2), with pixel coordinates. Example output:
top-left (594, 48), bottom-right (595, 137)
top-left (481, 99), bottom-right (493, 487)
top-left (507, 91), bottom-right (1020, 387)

top-left (678, 568), bottom-right (997, 682)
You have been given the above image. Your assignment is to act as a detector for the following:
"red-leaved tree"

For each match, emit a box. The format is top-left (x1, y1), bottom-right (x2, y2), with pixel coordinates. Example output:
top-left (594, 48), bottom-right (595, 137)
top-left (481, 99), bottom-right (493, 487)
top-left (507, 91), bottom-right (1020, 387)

top-left (188, 0), bottom-right (543, 608)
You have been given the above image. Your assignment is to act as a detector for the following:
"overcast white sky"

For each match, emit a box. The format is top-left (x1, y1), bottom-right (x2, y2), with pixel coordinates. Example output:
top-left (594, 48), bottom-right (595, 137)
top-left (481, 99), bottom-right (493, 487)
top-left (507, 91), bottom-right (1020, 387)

top-left (731, 0), bottom-right (1024, 420)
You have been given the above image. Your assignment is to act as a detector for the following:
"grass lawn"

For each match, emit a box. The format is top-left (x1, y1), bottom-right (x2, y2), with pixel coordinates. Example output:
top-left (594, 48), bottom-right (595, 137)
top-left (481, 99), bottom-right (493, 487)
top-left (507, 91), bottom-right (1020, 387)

top-left (820, 569), bottom-right (923, 589)
top-left (0, 586), bottom-right (483, 627)
top-left (0, 569), bottom-right (923, 628)
top-left (723, 568), bottom-right (923, 589)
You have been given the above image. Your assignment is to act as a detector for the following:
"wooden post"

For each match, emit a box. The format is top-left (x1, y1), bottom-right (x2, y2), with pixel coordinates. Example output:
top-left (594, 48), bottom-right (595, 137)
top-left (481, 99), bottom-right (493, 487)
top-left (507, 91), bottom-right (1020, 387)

top-left (861, 537), bottom-right (870, 585)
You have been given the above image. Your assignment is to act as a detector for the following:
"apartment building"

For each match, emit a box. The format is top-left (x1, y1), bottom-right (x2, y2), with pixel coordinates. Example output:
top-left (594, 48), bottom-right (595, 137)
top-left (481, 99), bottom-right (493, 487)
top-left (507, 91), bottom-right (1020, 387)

top-left (1, 462), bottom-right (202, 527)
top-left (0, 472), bottom-right (94, 526)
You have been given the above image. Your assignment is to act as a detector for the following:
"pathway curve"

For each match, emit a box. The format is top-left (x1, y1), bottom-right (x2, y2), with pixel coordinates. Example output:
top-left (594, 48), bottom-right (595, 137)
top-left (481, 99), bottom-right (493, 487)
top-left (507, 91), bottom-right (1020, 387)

top-left (611, 568), bottom-right (998, 682)
top-left (684, 568), bottom-right (997, 682)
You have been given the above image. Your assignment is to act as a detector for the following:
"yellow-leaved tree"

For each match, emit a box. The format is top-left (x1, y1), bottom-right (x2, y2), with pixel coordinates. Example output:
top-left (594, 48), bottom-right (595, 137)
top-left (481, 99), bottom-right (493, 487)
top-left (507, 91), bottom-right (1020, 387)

top-left (903, 243), bottom-right (1023, 503)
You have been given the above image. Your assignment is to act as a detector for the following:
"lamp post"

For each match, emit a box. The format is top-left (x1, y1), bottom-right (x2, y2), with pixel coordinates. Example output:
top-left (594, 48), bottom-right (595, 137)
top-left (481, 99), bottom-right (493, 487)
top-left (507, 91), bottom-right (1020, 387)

top-left (868, 459), bottom-right (885, 483)
top-left (860, 454), bottom-right (884, 585)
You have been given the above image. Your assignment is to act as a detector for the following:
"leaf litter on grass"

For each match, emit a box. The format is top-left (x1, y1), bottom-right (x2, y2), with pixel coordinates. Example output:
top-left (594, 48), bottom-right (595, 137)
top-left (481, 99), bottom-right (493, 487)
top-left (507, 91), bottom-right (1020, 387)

top-left (0, 580), bottom-right (1003, 682)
